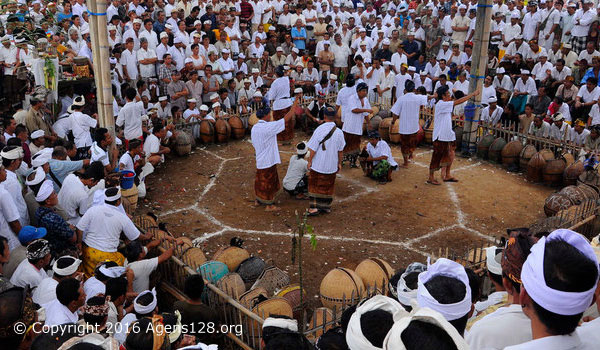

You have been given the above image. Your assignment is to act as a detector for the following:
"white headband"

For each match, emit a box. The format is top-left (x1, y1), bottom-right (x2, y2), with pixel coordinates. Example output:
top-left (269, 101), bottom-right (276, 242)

top-left (521, 229), bottom-right (599, 315)
top-left (53, 257), bottom-right (82, 276)
top-left (346, 295), bottom-right (409, 350)
top-left (416, 258), bottom-right (471, 321)
top-left (169, 310), bottom-right (183, 343)
top-left (134, 288), bottom-right (158, 314)
top-left (382, 307), bottom-right (469, 350)
top-left (32, 152), bottom-right (50, 168)
top-left (177, 343), bottom-right (219, 350)
top-left (1, 147), bottom-right (24, 160)
top-left (486, 246), bottom-right (503, 275)
top-left (99, 265), bottom-right (126, 278)
top-left (26, 166), bottom-right (46, 186)
top-left (397, 263), bottom-right (426, 306)
top-left (262, 317), bottom-right (299, 332)
top-left (35, 180), bottom-right (54, 202)
top-left (105, 188), bottom-right (122, 201)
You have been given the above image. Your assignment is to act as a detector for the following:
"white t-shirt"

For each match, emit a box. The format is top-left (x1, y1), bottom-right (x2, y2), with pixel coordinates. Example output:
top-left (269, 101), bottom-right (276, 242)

top-left (57, 174), bottom-right (90, 225)
top-left (0, 185), bottom-right (21, 251)
top-left (143, 133), bottom-right (162, 161)
top-left (251, 119), bottom-right (285, 169)
top-left (342, 96), bottom-right (370, 135)
top-left (391, 93), bottom-right (428, 135)
top-left (433, 100), bottom-right (455, 142)
top-left (77, 204), bottom-right (140, 253)
top-left (10, 260), bottom-right (48, 290)
top-left (307, 122), bottom-right (345, 174)
top-left (119, 152), bottom-right (140, 173)
top-left (282, 155), bottom-right (308, 191)
top-left (70, 111), bottom-right (97, 148)
top-left (127, 257), bottom-right (159, 293)
top-left (33, 277), bottom-right (58, 305)
top-left (83, 276), bottom-right (106, 301)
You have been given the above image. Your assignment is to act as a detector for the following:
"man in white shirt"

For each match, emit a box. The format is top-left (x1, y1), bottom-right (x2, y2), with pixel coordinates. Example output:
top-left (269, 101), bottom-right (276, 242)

top-left (139, 19), bottom-right (158, 51)
top-left (10, 238), bottom-right (50, 290)
top-left (251, 98), bottom-right (297, 211)
top-left (124, 240), bottom-right (174, 293)
top-left (44, 277), bottom-right (86, 326)
top-left (116, 88), bottom-right (144, 143)
top-left (1, 145), bottom-right (28, 226)
top-left (137, 37), bottom-right (157, 81)
top-left (58, 163), bottom-right (104, 225)
top-left (144, 123), bottom-right (171, 167)
top-left (549, 113), bottom-right (571, 141)
top-left (69, 96), bottom-right (97, 158)
top-left (504, 229), bottom-right (598, 350)
top-left (480, 96), bottom-right (504, 126)
top-left (33, 255), bottom-right (81, 306)
top-left (521, 3), bottom-right (540, 42)
top-left (362, 130), bottom-right (398, 182)
top-left (120, 38), bottom-right (139, 83)
top-left (570, 0), bottom-right (596, 54)
top-left (391, 80), bottom-right (429, 167)
top-left (0, 163), bottom-right (22, 251)
top-left (528, 115), bottom-right (551, 138)
top-left (282, 142), bottom-right (309, 199)
top-left (91, 128), bottom-right (119, 173)
top-left (265, 66), bottom-right (294, 142)
top-left (570, 120), bottom-right (591, 145)
top-left (306, 107), bottom-right (345, 216)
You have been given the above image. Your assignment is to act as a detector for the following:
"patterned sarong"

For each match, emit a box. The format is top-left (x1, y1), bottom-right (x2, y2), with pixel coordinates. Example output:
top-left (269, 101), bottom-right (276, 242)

top-left (273, 106), bottom-right (294, 141)
top-left (255, 164), bottom-right (281, 205)
top-left (82, 245), bottom-right (125, 278)
top-left (343, 132), bottom-right (361, 156)
top-left (308, 170), bottom-right (337, 211)
top-left (371, 160), bottom-right (391, 180)
top-left (400, 133), bottom-right (418, 157)
top-left (430, 140), bottom-right (455, 171)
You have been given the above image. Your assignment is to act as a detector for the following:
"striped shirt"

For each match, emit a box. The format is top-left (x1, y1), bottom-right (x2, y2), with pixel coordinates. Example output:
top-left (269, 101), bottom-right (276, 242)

top-left (307, 122), bottom-right (345, 174)
top-left (391, 92), bottom-right (428, 135)
top-left (251, 119), bottom-right (285, 169)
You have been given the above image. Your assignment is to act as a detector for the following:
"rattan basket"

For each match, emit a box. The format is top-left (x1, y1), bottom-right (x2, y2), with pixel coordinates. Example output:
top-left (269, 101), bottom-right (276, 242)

top-left (181, 247), bottom-right (207, 270)
top-left (251, 266), bottom-right (290, 296)
top-left (133, 214), bottom-right (158, 230)
top-left (239, 287), bottom-right (268, 309)
top-left (216, 273), bottom-right (246, 300)
top-left (236, 256), bottom-right (266, 289)
top-left (319, 267), bottom-right (365, 310)
top-left (213, 246), bottom-right (250, 272)
top-left (276, 283), bottom-right (306, 319)
top-left (354, 258), bottom-right (395, 294)
top-left (197, 261), bottom-right (228, 283)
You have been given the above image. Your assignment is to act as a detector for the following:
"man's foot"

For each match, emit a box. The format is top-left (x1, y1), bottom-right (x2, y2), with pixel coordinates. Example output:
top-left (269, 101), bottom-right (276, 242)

top-left (427, 179), bottom-right (441, 185)
top-left (265, 205), bottom-right (281, 212)
top-left (443, 177), bottom-right (459, 182)
top-left (307, 209), bottom-right (319, 216)
top-left (401, 162), bottom-right (409, 168)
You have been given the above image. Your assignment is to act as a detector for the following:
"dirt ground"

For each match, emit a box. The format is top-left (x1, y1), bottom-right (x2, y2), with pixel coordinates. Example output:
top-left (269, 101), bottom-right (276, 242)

top-left (138, 133), bottom-right (553, 310)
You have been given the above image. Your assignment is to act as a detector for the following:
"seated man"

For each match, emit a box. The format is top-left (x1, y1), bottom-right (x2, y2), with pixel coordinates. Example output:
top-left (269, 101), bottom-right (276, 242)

top-left (174, 274), bottom-right (220, 344)
top-left (143, 122), bottom-right (170, 167)
top-left (282, 142), bottom-right (309, 200)
top-left (124, 240), bottom-right (174, 293)
top-left (360, 130), bottom-right (398, 183)
top-left (9, 238), bottom-right (51, 291)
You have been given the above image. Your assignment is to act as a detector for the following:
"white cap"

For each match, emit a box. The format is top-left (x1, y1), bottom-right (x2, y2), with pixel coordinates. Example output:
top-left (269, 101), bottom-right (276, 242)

top-left (360, 41), bottom-right (367, 46)
top-left (133, 18), bottom-right (142, 25)
top-left (408, 66), bottom-right (416, 71)
top-left (520, 69), bottom-right (530, 75)
top-left (223, 49), bottom-right (230, 54)
top-left (109, 57), bottom-right (117, 64)
top-left (276, 46), bottom-right (283, 52)
top-left (292, 48), bottom-right (299, 54)
top-left (359, 27), bottom-right (366, 33)
top-left (173, 37), bottom-right (182, 44)
top-left (382, 38), bottom-right (390, 45)
top-left (107, 24), bottom-right (116, 31)
top-left (184, 57), bottom-right (193, 64)
top-left (568, 2), bottom-right (577, 7)
top-left (329, 73), bottom-right (337, 80)
top-left (458, 4), bottom-right (467, 9)
top-left (253, 91), bottom-right (263, 98)
top-left (511, 10), bottom-right (520, 18)
top-left (158, 96), bottom-right (168, 102)
top-left (187, 98), bottom-right (197, 103)
top-left (269, 26), bottom-right (276, 31)
top-left (383, 61), bottom-right (391, 66)
top-left (210, 93), bottom-right (219, 100)
top-left (160, 32), bottom-right (168, 39)
top-left (442, 41), bottom-right (450, 46)
top-left (420, 70), bottom-right (428, 76)
top-left (31, 130), bottom-right (45, 139)
top-left (194, 20), bottom-right (202, 26)
top-left (238, 53), bottom-right (246, 59)
top-left (200, 104), bottom-right (209, 111)
top-left (514, 34), bottom-right (523, 40)
top-left (488, 96), bottom-right (497, 103)
top-left (252, 68), bottom-right (260, 74)
top-left (323, 40), bottom-right (331, 45)
top-left (204, 20), bottom-right (212, 25)
top-left (82, 28), bottom-right (90, 35)
top-left (294, 87), bottom-right (303, 94)
top-left (212, 102), bottom-right (220, 108)
top-left (165, 23), bottom-right (173, 30)
top-left (496, 67), bottom-right (505, 74)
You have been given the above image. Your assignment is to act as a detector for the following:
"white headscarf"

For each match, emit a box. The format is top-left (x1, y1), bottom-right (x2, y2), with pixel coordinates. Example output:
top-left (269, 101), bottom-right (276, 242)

top-left (99, 265), bottom-right (127, 278)
top-left (53, 256), bottom-right (82, 276)
top-left (35, 180), bottom-right (54, 202)
top-left (263, 317), bottom-right (299, 332)
top-left (521, 229), bottom-right (599, 315)
top-left (382, 307), bottom-right (468, 350)
top-left (396, 262), bottom-right (426, 307)
top-left (134, 288), bottom-right (158, 314)
top-left (485, 246), bottom-right (503, 275)
top-left (416, 258), bottom-right (472, 321)
top-left (346, 295), bottom-right (409, 350)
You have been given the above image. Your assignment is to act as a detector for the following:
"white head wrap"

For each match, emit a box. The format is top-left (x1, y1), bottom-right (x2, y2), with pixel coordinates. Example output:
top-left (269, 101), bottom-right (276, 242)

top-left (26, 167), bottom-right (46, 186)
top-left (134, 288), bottom-right (158, 314)
top-left (53, 256), bottom-right (82, 276)
top-left (32, 151), bottom-right (51, 168)
top-left (35, 180), bottom-right (54, 202)
top-left (521, 229), bottom-right (599, 315)
top-left (396, 262), bottom-right (426, 306)
top-left (99, 265), bottom-right (127, 278)
top-left (105, 188), bottom-right (122, 201)
top-left (169, 310), bottom-right (183, 343)
top-left (31, 130), bottom-right (45, 139)
top-left (416, 258), bottom-right (471, 321)
top-left (262, 317), bottom-right (299, 332)
top-left (177, 343), bottom-right (218, 350)
top-left (486, 246), bottom-right (503, 275)
top-left (346, 295), bottom-right (409, 349)
top-left (382, 307), bottom-right (468, 350)
top-left (1, 147), bottom-right (24, 160)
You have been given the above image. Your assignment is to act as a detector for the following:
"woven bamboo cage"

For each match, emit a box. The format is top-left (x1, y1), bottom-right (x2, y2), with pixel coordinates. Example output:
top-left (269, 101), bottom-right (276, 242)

top-left (526, 152), bottom-right (546, 183)
top-left (178, 236), bottom-right (194, 249)
top-left (561, 152), bottom-right (575, 168)
top-left (133, 213), bottom-right (158, 230)
top-left (319, 267), bottom-right (365, 310)
top-left (213, 246), bottom-right (251, 272)
top-left (354, 258), bottom-right (395, 294)
top-left (564, 161), bottom-right (585, 186)
top-left (539, 148), bottom-right (555, 162)
top-left (239, 287), bottom-right (268, 310)
top-left (308, 307), bottom-right (335, 340)
top-left (175, 131), bottom-right (192, 156)
top-left (488, 137), bottom-right (507, 163)
top-left (251, 266), bottom-right (291, 296)
top-left (389, 119), bottom-right (401, 144)
top-left (249, 297), bottom-right (294, 341)
top-left (236, 256), bottom-right (266, 289)
top-left (501, 140), bottom-right (523, 168)
top-left (559, 185), bottom-right (588, 205)
top-left (519, 145), bottom-right (538, 170)
top-left (577, 184), bottom-right (599, 201)
top-left (543, 159), bottom-right (566, 186)
top-left (476, 134), bottom-right (496, 159)
top-left (216, 273), bottom-right (246, 300)
top-left (544, 193), bottom-right (574, 217)
top-left (378, 118), bottom-right (393, 141)
top-left (276, 283), bottom-right (307, 319)
top-left (181, 247), bottom-right (207, 270)
top-left (197, 261), bottom-right (228, 284)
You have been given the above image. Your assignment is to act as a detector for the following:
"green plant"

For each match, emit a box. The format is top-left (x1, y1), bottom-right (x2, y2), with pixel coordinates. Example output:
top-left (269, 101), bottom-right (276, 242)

top-left (291, 210), bottom-right (317, 329)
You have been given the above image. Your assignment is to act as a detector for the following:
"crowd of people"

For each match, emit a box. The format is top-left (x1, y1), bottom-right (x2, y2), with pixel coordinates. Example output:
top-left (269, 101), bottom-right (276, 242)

top-left (1, 0), bottom-right (600, 349)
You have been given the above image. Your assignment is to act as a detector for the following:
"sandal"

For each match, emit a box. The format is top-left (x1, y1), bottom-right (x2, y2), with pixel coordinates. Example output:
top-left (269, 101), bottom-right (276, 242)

top-left (426, 180), bottom-right (441, 186)
top-left (443, 178), bottom-right (459, 183)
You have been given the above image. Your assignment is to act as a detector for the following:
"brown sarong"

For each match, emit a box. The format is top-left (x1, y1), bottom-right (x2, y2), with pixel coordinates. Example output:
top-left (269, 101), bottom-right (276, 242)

top-left (308, 170), bottom-right (337, 211)
top-left (400, 133), bottom-right (418, 157)
top-left (430, 140), bottom-right (455, 171)
top-left (255, 165), bottom-right (281, 205)
top-left (273, 106), bottom-right (294, 141)
top-left (343, 131), bottom-right (361, 156)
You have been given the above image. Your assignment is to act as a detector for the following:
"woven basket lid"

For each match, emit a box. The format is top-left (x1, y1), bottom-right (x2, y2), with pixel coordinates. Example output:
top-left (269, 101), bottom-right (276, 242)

top-left (319, 268), bottom-right (365, 310)
top-left (275, 283), bottom-right (306, 309)
top-left (355, 258), bottom-right (395, 293)
top-left (182, 247), bottom-right (207, 269)
top-left (133, 214), bottom-right (158, 230)
top-left (198, 261), bottom-right (229, 283)
top-left (239, 287), bottom-right (268, 309)
top-left (178, 236), bottom-right (194, 249)
top-left (251, 266), bottom-right (290, 296)
top-left (253, 297), bottom-right (294, 320)
top-left (236, 256), bottom-right (266, 285)
top-left (213, 246), bottom-right (251, 272)
top-left (216, 273), bottom-right (246, 299)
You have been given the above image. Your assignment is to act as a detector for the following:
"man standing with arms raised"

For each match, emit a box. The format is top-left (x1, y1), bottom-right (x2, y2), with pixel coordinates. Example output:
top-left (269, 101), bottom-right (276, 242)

top-left (306, 107), bottom-right (345, 216)
top-left (251, 98), bottom-right (298, 212)
top-left (391, 80), bottom-right (429, 167)
top-left (266, 65), bottom-right (294, 143)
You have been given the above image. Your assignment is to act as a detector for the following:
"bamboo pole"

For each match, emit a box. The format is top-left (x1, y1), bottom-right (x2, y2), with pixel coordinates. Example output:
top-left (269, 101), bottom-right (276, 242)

top-left (88, 0), bottom-right (116, 151)
top-left (462, 0), bottom-right (493, 156)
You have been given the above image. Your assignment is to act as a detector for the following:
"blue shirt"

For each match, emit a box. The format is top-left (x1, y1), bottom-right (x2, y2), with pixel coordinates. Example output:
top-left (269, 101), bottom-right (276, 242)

top-left (581, 68), bottom-right (600, 86)
top-left (57, 12), bottom-right (72, 22)
top-left (48, 159), bottom-right (84, 192)
top-left (291, 27), bottom-right (307, 50)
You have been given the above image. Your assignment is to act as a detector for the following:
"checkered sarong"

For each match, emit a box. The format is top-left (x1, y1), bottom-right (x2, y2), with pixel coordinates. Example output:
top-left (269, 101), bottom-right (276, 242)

top-left (571, 36), bottom-right (588, 55)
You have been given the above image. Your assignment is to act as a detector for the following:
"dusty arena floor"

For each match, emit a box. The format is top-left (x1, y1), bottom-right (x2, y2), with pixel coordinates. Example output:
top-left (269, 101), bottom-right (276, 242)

top-left (139, 133), bottom-right (553, 308)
